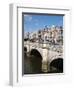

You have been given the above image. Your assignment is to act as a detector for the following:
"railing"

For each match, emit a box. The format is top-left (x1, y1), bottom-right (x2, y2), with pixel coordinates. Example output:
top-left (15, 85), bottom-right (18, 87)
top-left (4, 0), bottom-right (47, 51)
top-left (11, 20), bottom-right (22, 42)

top-left (24, 41), bottom-right (63, 53)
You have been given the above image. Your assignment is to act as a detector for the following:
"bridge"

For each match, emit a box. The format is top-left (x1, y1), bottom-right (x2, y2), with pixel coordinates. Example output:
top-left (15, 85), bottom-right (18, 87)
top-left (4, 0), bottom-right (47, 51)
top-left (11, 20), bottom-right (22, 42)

top-left (24, 41), bottom-right (63, 73)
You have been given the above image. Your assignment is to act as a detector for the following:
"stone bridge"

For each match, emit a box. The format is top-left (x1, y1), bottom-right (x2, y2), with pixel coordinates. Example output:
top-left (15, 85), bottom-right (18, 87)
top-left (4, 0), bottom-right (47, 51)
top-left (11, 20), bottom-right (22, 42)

top-left (24, 41), bottom-right (63, 73)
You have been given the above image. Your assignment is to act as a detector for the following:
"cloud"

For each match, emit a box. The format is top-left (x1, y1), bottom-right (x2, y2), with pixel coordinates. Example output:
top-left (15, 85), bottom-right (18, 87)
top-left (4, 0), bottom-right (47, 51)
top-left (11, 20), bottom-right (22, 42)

top-left (24, 15), bottom-right (32, 22)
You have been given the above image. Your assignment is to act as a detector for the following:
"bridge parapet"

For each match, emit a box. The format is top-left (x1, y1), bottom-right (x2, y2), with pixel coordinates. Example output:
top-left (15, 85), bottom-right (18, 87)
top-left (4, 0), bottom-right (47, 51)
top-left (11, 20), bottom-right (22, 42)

top-left (24, 41), bottom-right (63, 53)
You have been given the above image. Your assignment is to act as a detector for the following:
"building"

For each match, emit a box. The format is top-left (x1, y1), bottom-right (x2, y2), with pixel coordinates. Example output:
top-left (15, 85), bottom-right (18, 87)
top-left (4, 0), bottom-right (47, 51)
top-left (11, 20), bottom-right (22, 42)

top-left (24, 25), bottom-right (63, 45)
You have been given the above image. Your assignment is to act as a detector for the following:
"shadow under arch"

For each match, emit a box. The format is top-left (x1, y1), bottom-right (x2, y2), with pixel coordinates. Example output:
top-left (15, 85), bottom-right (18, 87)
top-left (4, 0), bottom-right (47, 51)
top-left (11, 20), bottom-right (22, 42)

top-left (24, 47), bottom-right (27, 52)
top-left (49, 58), bottom-right (63, 73)
top-left (30, 49), bottom-right (43, 73)
top-left (24, 47), bottom-right (27, 56)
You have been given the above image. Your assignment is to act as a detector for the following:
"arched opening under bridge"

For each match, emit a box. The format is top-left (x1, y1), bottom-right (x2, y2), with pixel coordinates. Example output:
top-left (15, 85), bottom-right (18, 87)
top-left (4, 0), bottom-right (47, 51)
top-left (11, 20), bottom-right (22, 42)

top-left (49, 58), bottom-right (63, 73)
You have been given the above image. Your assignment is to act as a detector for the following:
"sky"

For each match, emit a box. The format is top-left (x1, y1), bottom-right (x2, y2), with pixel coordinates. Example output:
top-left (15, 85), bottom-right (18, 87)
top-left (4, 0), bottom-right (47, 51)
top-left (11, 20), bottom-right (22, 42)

top-left (24, 14), bottom-right (63, 33)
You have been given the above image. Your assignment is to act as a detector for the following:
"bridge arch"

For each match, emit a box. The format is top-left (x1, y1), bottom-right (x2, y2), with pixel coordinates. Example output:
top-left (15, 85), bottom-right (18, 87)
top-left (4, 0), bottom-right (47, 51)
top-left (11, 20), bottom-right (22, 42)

top-left (24, 47), bottom-right (27, 56)
top-left (49, 58), bottom-right (63, 73)
top-left (24, 47), bottom-right (27, 52)
top-left (29, 49), bottom-right (43, 73)
top-left (30, 49), bottom-right (42, 59)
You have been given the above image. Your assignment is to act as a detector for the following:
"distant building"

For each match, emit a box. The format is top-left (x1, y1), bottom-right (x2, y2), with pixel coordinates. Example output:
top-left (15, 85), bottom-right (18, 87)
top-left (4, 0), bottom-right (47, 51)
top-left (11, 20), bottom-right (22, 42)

top-left (24, 25), bottom-right (63, 45)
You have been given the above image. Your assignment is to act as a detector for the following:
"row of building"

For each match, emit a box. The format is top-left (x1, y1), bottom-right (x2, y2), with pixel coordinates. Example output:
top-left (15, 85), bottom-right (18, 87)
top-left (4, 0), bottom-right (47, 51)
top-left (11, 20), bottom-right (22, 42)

top-left (24, 25), bottom-right (63, 45)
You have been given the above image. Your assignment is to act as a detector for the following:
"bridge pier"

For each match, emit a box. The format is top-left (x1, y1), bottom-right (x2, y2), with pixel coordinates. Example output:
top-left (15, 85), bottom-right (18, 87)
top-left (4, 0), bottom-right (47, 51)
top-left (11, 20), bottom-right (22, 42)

top-left (42, 43), bottom-right (49, 73)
